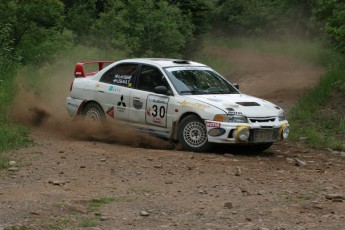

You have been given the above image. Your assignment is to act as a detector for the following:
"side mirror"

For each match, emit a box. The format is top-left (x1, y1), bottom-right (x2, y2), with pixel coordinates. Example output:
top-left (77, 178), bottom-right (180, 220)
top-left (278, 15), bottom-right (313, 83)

top-left (154, 86), bottom-right (173, 95)
top-left (232, 83), bottom-right (239, 90)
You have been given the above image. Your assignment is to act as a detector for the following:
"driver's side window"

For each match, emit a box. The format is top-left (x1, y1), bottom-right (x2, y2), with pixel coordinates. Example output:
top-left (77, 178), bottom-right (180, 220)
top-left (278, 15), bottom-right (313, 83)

top-left (137, 65), bottom-right (169, 92)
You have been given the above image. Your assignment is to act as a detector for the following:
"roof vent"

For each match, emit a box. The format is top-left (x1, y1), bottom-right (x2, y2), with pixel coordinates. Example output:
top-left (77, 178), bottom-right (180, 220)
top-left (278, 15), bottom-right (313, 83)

top-left (236, 102), bottom-right (260, 106)
top-left (173, 60), bottom-right (190, 64)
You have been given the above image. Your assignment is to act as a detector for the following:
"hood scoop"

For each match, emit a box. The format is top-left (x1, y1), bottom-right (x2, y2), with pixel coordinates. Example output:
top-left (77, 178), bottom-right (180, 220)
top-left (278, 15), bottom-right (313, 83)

top-left (236, 102), bottom-right (261, 106)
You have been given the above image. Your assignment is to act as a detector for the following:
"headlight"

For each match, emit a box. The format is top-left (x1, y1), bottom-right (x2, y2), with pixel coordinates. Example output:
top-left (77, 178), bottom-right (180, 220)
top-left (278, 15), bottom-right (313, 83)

top-left (278, 111), bottom-right (286, 121)
top-left (228, 114), bottom-right (247, 123)
top-left (214, 114), bottom-right (247, 123)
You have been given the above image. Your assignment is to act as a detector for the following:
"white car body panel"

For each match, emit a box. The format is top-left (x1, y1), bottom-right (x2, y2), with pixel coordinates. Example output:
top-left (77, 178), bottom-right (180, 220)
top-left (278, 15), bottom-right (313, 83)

top-left (66, 58), bottom-right (289, 149)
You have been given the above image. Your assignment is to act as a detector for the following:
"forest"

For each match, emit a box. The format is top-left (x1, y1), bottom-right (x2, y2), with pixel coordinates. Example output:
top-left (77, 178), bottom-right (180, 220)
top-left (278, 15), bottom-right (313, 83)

top-left (1, 0), bottom-right (345, 152)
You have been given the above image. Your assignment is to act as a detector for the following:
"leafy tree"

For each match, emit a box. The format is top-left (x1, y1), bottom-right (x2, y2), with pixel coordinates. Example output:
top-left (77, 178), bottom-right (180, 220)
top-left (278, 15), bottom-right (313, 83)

top-left (213, 0), bottom-right (314, 38)
top-left (313, 0), bottom-right (345, 52)
top-left (169, 0), bottom-right (214, 35)
top-left (0, 0), bottom-right (74, 64)
top-left (93, 0), bottom-right (194, 57)
top-left (63, 0), bottom-right (98, 39)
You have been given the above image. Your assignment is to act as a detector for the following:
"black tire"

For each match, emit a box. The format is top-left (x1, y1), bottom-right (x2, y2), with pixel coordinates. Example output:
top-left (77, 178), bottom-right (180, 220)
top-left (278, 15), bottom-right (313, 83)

top-left (82, 102), bottom-right (105, 124)
top-left (178, 115), bottom-right (212, 152)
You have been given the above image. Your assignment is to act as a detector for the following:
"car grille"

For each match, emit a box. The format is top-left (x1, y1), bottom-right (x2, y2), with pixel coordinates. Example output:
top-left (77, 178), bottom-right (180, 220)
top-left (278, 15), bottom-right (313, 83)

top-left (248, 128), bottom-right (279, 143)
top-left (248, 117), bottom-right (276, 123)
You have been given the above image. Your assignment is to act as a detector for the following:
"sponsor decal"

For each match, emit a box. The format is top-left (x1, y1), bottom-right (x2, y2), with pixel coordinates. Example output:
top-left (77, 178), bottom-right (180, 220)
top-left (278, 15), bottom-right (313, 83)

top-left (113, 74), bottom-right (132, 85)
top-left (205, 121), bottom-right (221, 128)
top-left (208, 128), bottom-right (226, 137)
top-left (228, 111), bottom-right (243, 115)
top-left (148, 98), bottom-right (168, 104)
top-left (146, 107), bottom-right (152, 116)
top-left (96, 83), bottom-right (100, 88)
top-left (133, 99), bottom-right (143, 109)
top-left (117, 95), bottom-right (126, 107)
top-left (153, 117), bottom-right (164, 124)
top-left (128, 82), bottom-right (133, 87)
top-left (106, 106), bottom-right (114, 118)
top-left (109, 85), bottom-right (120, 92)
top-left (178, 100), bottom-right (209, 110)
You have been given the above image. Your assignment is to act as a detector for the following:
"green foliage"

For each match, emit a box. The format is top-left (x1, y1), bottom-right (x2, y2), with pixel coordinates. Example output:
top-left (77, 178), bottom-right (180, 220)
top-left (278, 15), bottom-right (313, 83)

top-left (170, 0), bottom-right (214, 34)
top-left (0, 0), bottom-right (74, 64)
top-left (64, 0), bottom-right (98, 38)
top-left (93, 0), bottom-right (194, 57)
top-left (214, 0), bottom-right (315, 38)
top-left (289, 57), bottom-right (345, 151)
top-left (313, 1), bottom-right (345, 53)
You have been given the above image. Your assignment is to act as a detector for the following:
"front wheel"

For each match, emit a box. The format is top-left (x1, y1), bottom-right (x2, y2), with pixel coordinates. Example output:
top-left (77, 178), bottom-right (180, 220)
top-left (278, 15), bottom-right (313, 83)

top-left (82, 102), bottom-right (105, 124)
top-left (178, 115), bottom-right (212, 152)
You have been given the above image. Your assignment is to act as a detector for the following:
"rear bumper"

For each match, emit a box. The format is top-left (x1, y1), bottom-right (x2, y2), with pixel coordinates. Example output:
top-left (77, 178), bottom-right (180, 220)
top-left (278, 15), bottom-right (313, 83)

top-left (66, 97), bottom-right (83, 117)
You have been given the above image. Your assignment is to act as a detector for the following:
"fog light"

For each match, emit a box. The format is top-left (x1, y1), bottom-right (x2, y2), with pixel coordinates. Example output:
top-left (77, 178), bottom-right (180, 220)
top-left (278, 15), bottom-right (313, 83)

top-left (279, 124), bottom-right (289, 139)
top-left (208, 128), bottom-right (226, 137)
top-left (234, 126), bottom-right (250, 141)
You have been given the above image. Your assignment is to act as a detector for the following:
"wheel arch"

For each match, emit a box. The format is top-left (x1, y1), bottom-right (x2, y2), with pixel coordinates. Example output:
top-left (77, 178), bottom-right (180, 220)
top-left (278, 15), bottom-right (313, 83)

top-left (171, 112), bottom-right (203, 141)
top-left (77, 100), bottom-right (104, 116)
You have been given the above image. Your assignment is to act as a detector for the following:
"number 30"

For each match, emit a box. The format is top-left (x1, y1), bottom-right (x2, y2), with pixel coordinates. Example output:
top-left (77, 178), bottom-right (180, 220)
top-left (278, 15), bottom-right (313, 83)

top-left (152, 105), bottom-right (165, 118)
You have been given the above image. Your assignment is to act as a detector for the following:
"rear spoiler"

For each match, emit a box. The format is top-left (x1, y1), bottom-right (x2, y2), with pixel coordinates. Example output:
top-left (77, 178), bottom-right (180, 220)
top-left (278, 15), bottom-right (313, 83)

top-left (74, 61), bottom-right (113, 78)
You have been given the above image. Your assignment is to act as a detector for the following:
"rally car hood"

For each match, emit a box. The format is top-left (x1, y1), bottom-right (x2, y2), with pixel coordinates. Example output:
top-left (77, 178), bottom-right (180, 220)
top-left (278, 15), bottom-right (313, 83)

top-left (186, 93), bottom-right (282, 117)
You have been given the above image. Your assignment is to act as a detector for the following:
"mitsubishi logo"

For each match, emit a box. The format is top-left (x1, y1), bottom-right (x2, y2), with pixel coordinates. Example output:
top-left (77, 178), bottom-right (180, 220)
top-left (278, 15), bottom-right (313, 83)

top-left (117, 95), bottom-right (126, 107)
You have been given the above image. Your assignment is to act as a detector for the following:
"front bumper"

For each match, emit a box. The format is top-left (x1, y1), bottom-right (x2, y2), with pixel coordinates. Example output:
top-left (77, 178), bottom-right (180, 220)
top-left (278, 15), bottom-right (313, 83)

top-left (205, 120), bottom-right (289, 144)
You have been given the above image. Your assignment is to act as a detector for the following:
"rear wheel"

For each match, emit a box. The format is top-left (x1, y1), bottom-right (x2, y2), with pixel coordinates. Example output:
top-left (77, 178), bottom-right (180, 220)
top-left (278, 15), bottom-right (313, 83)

top-left (178, 115), bottom-right (212, 152)
top-left (82, 102), bottom-right (105, 124)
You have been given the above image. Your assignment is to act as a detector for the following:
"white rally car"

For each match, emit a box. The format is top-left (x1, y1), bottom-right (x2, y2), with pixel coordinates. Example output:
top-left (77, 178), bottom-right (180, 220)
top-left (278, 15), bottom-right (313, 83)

top-left (66, 58), bottom-right (289, 152)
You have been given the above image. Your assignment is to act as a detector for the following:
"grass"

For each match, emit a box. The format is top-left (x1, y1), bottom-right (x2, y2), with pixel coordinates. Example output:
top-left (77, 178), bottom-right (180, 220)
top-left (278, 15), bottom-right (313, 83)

top-left (289, 62), bottom-right (345, 150)
top-left (201, 34), bottom-right (337, 67)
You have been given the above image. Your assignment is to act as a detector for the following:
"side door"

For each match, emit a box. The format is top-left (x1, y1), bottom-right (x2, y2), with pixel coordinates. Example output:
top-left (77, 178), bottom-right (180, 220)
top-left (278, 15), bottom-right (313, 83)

top-left (96, 63), bottom-right (138, 121)
top-left (129, 65), bottom-right (172, 132)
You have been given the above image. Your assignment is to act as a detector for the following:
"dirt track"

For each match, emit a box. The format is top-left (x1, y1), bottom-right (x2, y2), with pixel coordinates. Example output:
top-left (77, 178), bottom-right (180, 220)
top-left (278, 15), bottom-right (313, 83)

top-left (1, 48), bottom-right (345, 230)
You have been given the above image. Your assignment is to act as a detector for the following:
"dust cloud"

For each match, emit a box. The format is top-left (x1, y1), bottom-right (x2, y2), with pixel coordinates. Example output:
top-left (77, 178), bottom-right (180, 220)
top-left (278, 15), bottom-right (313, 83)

top-left (10, 75), bottom-right (174, 150)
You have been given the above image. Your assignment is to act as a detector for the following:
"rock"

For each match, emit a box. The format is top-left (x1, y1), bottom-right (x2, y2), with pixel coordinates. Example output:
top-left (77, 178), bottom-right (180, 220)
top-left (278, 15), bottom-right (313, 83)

top-left (140, 211), bottom-right (150, 216)
top-left (197, 188), bottom-right (208, 195)
top-left (9, 161), bottom-right (16, 166)
top-left (7, 167), bottom-right (19, 172)
top-left (52, 181), bottom-right (65, 186)
top-left (234, 166), bottom-right (241, 176)
top-left (100, 216), bottom-right (110, 221)
top-left (80, 165), bottom-right (86, 168)
top-left (224, 202), bottom-right (233, 209)
top-left (294, 158), bottom-right (306, 166)
top-left (325, 194), bottom-right (344, 202)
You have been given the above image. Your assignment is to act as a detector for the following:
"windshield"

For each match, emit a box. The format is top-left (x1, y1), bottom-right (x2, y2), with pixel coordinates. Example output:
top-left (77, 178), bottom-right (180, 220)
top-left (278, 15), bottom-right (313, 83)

top-left (164, 66), bottom-right (239, 95)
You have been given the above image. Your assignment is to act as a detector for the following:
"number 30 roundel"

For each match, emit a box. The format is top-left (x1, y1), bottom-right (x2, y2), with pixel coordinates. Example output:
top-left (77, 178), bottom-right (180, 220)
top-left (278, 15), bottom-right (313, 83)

top-left (146, 95), bottom-right (169, 127)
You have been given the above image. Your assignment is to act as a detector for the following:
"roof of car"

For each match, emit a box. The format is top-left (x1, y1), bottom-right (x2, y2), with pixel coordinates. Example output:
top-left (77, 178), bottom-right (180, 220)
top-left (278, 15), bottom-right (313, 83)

top-left (117, 58), bottom-right (207, 68)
